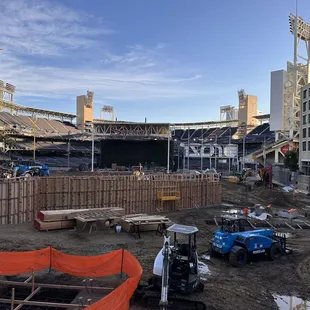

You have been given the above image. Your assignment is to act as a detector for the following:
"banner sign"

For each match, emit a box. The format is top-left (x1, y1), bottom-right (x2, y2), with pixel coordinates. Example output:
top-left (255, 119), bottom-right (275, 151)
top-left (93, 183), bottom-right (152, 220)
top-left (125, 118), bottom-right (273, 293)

top-left (179, 143), bottom-right (238, 158)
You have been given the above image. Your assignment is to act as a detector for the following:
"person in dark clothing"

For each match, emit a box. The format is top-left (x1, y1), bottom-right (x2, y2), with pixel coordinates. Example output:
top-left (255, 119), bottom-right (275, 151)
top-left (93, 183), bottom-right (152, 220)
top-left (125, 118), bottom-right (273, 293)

top-left (265, 172), bottom-right (270, 188)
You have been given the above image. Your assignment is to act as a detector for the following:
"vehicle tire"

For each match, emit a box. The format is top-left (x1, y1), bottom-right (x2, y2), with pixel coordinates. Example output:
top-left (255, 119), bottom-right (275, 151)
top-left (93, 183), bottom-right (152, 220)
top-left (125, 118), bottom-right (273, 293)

top-left (209, 242), bottom-right (215, 257)
top-left (15, 168), bottom-right (25, 177)
top-left (197, 281), bottom-right (204, 292)
top-left (269, 242), bottom-right (282, 261)
top-left (229, 246), bottom-right (247, 268)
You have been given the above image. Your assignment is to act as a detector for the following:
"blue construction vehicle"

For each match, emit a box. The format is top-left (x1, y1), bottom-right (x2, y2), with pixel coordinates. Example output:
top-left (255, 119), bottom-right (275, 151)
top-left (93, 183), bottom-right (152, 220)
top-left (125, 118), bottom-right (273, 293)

top-left (13, 164), bottom-right (50, 178)
top-left (209, 215), bottom-right (292, 267)
top-left (6, 162), bottom-right (50, 178)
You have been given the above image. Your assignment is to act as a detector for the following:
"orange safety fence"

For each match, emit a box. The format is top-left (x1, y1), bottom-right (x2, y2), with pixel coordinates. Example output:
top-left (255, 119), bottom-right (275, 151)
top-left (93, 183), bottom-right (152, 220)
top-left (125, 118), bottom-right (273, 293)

top-left (0, 247), bottom-right (143, 310)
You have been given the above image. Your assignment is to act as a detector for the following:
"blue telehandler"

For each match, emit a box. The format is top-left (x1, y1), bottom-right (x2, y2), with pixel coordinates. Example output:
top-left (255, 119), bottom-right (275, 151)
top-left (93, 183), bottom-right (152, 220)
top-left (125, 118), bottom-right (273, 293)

top-left (209, 215), bottom-right (292, 267)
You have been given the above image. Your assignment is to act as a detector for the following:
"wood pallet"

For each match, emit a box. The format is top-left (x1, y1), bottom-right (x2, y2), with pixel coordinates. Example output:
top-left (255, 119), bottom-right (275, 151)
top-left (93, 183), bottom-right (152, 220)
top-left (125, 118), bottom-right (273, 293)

top-left (120, 214), bottom-right (172, 233)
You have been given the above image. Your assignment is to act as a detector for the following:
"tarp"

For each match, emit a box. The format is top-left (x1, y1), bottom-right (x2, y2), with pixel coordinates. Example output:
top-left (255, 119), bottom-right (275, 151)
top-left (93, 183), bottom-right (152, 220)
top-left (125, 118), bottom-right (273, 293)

top-left (0, 247), bottom-right (142, 310)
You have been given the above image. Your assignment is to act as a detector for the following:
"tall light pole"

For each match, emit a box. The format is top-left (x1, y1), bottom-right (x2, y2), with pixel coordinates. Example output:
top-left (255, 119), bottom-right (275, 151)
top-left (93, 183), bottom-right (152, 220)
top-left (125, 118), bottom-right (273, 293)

top-left (228, 127), bottom-right (231, 175)
top-left (214, 135), bottom-right (217, 171)
top-left (91, 123), bottom-right (95, 172)
top-left (263, 135), bottom-right (266, 167)
top-left (32, 115), bottom-right (37, 162)
top-left (167, 125), bottom-right (170, 174)
top-left (242, 123), bottom-right (246, 170)
top-left (187, 127), bottom-right (190, 170)
top-left (200, 126), bottom-right (204, 171)
top-left (67, 131), bottom-right (71, 169)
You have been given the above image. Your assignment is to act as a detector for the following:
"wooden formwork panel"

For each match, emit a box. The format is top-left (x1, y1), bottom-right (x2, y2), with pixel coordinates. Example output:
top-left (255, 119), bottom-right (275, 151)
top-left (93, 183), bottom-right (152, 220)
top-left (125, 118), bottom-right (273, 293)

top-left (0, 174), bottom-right (221, 225)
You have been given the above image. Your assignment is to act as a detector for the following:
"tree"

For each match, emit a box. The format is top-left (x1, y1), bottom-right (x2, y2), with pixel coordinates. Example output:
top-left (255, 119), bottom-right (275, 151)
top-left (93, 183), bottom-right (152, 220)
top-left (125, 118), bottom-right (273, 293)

top-left (284, 150), bottom-right (299, 172)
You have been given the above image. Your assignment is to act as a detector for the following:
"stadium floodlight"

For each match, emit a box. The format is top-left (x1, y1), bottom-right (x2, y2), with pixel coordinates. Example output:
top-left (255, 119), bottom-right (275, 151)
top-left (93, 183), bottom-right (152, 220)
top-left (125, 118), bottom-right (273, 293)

top-left (289, 14), bottom-right (310, 41)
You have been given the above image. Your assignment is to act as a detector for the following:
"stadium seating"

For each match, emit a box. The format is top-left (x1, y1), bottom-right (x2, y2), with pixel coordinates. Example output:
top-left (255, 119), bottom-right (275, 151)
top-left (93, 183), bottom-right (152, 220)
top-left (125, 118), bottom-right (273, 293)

top-left (0, 112), bottom-right (81, 137)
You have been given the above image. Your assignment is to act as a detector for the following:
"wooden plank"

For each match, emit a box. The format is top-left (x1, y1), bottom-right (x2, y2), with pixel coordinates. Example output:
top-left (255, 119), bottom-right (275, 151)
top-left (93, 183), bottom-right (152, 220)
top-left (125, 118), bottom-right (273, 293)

top-left (38, 207), bottom-right (125, 221)
top-left (34, 218), bottom-right (75, 231)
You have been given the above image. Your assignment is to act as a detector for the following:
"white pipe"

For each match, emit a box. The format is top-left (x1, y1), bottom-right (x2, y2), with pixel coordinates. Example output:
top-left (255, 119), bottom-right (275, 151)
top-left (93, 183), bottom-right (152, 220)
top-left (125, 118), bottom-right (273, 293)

top-left (167, 125), bottom-right (170, 174)
top-left (91, 124), bottom-right (94, 172)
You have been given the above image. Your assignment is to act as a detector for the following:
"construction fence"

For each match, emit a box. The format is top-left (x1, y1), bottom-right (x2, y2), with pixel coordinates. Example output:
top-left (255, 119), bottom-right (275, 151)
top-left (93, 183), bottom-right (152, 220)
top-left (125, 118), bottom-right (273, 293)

top-left (0, 173), bottom-right (221, 225)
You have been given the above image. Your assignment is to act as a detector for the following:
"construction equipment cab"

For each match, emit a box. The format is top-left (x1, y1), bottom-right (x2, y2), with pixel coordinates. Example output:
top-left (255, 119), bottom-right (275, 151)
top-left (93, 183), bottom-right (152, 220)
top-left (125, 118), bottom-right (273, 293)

top-left (151, 224), bottom-right (204, 296)
top-left (209, 215), bottom-right (292, 267)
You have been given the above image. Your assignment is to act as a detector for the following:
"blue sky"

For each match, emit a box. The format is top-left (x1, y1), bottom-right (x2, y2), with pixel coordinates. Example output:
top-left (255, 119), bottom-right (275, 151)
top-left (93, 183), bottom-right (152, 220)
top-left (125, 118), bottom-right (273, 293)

top-left (0, 0), bottom-right (309, 123)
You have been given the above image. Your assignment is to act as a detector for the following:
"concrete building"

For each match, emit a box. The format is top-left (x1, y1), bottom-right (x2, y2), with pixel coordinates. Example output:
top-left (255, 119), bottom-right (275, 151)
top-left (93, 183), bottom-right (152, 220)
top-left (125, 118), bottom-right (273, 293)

top-left (300, 83), bottom-right (310, 174)
top-left (236, 89), bottom-right (259, 137)
top-left (76, 91), bottom-right (94, 130)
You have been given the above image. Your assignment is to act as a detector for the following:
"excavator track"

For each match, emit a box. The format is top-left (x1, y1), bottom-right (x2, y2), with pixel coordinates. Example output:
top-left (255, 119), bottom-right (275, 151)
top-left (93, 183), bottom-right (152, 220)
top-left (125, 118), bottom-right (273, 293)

top-left (142, 290), bottom-right (207, 310)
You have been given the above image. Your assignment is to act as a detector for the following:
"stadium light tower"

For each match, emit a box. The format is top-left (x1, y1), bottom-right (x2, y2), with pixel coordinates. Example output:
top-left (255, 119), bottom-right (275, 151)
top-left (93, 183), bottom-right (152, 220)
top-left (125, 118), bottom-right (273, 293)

top-left (100, 105), bottom-right (115, 121)
top-left (288, 6), bottom-right (310, 139)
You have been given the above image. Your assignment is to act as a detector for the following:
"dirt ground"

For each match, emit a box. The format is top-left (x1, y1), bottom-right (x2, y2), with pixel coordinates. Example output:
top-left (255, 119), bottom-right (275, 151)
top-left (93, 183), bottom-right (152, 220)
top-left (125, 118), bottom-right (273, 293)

top-left (1, 180), bottom-right (310, 309)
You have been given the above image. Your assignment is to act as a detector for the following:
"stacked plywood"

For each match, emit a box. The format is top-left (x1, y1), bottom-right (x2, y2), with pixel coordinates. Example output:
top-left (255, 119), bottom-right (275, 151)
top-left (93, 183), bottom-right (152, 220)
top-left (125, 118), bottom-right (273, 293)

top-left (120, 214), bottom-right (172, 232)
top-left (34, 208), bottom-right (125, 231)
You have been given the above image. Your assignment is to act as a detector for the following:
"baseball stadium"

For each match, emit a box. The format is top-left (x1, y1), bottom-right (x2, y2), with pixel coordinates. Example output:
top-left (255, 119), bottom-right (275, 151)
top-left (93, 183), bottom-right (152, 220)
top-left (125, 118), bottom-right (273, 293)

top-left (0, 82), bottom-right (275, 174)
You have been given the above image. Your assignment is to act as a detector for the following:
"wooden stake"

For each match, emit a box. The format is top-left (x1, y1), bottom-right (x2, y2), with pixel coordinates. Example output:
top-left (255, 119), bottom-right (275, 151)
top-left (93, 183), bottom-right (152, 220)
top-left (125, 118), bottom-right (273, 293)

top-left (11, 288), bottom-right (15, 310)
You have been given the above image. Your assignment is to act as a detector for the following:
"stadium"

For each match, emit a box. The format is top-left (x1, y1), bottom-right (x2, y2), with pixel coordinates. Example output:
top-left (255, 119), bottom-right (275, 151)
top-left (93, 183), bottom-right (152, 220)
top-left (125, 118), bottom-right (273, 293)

top-left (0, 80), bottom-right (274, 173)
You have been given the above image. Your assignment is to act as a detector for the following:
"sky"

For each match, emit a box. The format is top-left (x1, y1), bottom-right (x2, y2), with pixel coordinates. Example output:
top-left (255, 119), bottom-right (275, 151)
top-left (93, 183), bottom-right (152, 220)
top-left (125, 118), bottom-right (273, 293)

top-left (0, 0), bottom-right (309, 123)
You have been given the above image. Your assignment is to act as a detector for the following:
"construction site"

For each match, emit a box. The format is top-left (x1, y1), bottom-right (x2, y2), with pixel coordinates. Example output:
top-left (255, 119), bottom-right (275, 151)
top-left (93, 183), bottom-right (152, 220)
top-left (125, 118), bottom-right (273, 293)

top-left (1, 3), bottom-right (310, 310)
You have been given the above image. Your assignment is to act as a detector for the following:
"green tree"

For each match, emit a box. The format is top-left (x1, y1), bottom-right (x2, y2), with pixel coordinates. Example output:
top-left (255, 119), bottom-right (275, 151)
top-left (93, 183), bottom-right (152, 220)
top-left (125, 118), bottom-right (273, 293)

top-left (284, 150), bottom-right (299, 172)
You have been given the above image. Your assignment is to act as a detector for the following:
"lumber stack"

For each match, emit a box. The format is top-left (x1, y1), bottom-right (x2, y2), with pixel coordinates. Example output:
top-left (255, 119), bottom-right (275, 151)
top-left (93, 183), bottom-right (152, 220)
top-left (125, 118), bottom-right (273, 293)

top-left (34, 218), bottom-right (76, 231)
top-left (34, 208), bottom-right (125, 231)
top-left (120, 214), bottom-right (173, 232)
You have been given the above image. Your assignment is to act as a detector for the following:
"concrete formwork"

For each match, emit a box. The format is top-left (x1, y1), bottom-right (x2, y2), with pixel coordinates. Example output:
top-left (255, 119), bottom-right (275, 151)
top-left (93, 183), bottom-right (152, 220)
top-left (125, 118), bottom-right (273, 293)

top-left (0, 174), bottom-right (222, 225)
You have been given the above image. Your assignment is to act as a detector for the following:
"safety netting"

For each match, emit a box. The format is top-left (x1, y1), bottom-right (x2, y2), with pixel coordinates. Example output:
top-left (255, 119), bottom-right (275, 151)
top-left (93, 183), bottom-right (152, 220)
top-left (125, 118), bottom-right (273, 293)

top-left (0, 247), bottom-right (143, 310)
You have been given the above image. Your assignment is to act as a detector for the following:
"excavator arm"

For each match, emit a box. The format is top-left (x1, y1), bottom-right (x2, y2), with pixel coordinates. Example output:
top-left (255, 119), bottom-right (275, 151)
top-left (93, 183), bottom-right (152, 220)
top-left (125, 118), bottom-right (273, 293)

top-left (159, 236), bottom-right (171, 310)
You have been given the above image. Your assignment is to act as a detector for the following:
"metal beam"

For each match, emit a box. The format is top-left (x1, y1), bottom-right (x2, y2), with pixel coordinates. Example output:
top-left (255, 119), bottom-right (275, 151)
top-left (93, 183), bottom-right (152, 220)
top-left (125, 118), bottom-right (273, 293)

top-left (13, 286), bottom-right (41, 310)
top-left (0, 280), bottom-right (114, 292)
top-left (0, 298), bottom-right (83, 308)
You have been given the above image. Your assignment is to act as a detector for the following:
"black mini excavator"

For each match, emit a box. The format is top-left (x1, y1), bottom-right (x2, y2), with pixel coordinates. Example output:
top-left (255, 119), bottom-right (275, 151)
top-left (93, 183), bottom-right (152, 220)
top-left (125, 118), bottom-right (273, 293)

top-left (133, 224), bottom-right (207, 310)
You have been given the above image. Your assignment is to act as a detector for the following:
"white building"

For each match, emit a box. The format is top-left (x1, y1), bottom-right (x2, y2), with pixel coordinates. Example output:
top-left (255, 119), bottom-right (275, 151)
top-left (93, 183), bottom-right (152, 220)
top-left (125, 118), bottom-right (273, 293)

top-left (300, 83), bottom-right (310, 174)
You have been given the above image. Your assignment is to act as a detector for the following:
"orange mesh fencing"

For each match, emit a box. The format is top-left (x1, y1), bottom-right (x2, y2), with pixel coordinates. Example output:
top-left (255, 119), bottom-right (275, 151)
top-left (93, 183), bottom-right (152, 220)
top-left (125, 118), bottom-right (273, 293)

top-left (0, 247), bottom-right (143, 310)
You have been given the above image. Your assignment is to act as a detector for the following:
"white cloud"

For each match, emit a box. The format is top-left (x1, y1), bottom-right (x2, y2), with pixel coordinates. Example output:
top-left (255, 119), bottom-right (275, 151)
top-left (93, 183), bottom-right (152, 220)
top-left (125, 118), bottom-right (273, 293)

top-left (0, 0), bottom-right (212, 109)
top-left (0, 0), bottom-right (113, 56)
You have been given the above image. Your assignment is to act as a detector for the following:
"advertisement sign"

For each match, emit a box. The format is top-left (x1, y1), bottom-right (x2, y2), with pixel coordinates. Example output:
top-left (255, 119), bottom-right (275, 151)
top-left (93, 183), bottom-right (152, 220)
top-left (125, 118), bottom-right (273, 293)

top-left (281, 144), bottom-right (290, 155)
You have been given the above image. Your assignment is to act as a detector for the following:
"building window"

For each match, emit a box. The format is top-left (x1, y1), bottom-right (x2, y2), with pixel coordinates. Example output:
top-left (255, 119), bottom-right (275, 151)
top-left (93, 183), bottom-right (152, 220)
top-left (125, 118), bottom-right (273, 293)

top-left (304, 89), bottom-right (308, 99)
top-left (303, 115), bottom-right (307, 125)
top-left (308, 114), bottom-right (310, 123)
top-left (303, 141), bottom-right (307, 151)
top-left (303, 101), bottom-right (307, 112)
top-left (308, 100), bottom-right (310, 110)
top-left (303, 128), bottom-right (307, 138)
top-left (308, 127), bottom-right (310, 137)
top-left (308, 141), bottom-right (310, 151)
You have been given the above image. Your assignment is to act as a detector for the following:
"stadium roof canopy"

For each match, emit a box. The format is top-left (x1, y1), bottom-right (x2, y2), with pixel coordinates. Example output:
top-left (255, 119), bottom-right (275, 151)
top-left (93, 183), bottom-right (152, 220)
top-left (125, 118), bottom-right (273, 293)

top-left (0, 99), bottom-right (76, 119)
top-left (172, 119), bottom-right (238, 129)
top-left (254, 114), bottom-right (270, 120)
